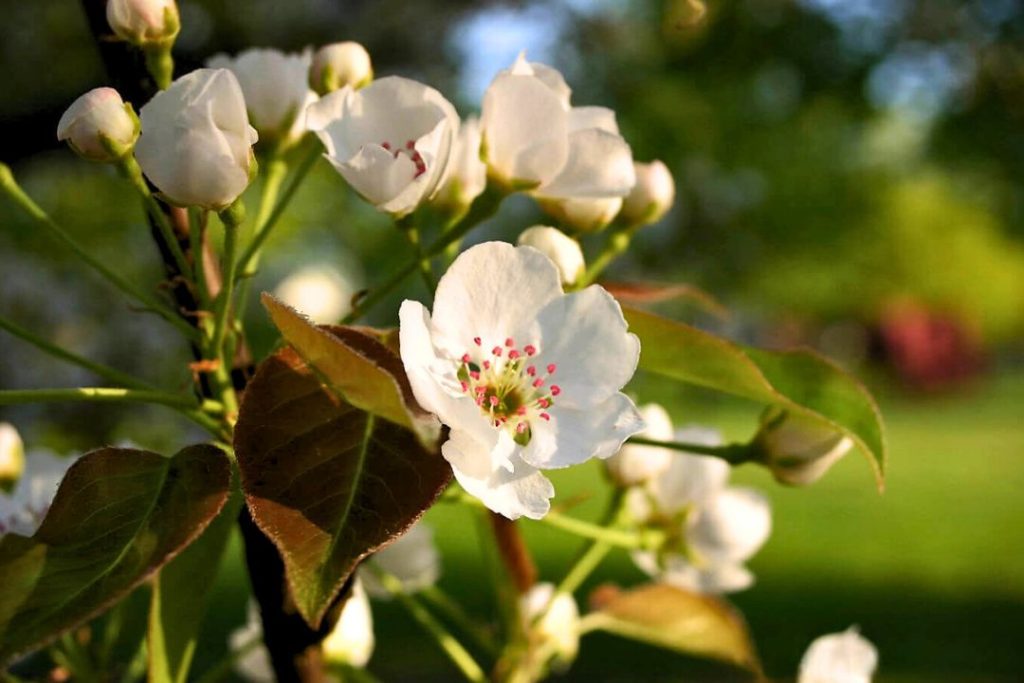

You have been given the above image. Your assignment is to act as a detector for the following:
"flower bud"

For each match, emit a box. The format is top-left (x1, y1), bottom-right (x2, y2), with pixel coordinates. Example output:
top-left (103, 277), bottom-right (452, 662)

top-left (620, 160), bottom-right (675, 226)
top-left (799, 627), bottom-right (878, 683)
top-left (516, 226), bottom-right (585, 287)
top-left (753, 408), bottom-right (853, 486)
top-left (538, 196), bottom-right (623, 233)
top-left (605, 403), bottom-right (674, 487)
top-left (135, 68), bottom-right (258, 210)
top-left (322, 579), bottom-right (375, 667)
top-left (0, 423), bottom-right (25, 488)
top-left (361, 521), bottom-right (441, 599)
top-left (310, 42), bottom-right (373, 95)
top-left (106, 0), bottom-right (179, 46)
top-left (57, 88), bottom-right (139, 162)
top-left (274, 265), bottom-right (356, 324)
top-left (521, 583), bottom-right (580, 671)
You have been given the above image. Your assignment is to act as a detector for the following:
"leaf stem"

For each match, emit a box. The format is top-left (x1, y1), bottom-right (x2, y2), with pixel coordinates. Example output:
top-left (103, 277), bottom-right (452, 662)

top-left (626, 436), bottom-right (752, 465)
top-left (576, 223), bottom-right (638, 288)
top-left (0, 387), bottom-right (207, 410)
top-left (420, 585), bottom-right (499, 656)
top-left (554, 489), bottom-right (627, 599)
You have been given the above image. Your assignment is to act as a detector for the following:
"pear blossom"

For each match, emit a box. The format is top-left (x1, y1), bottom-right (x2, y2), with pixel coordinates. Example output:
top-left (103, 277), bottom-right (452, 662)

top-left (0, 450), bottom-right (76, 537)
top-left (754, 408), bottom-right (854, 486)
top-left (433, 115), bottom-right (487, 212)
top-left (481, 55), bottom-right (635, 212)
top-left (799, 627), bottom-right (878, 683)
top-left (306, 77), bottom-right (459, 217)
top-left (516, 226), bottom-right (585, 287)
top-left (361, 521), bottom-right (441, 599)
top-left (538, 196), bottom-right (624, 233)
top-left (604, 403), bottom-right (674, 487)
top-left (274, 265), bottom-right (357, 324)
top-left (0, 423), bottom-right (24, 485)
top-left (399, 241), bottom-right (643, 520)
top-left (620, 160), bottom-right (676, 226)
top-left (106, 0), bottom-right (179, 45)
top-left (207, 48), bottom-right (317, 149)
top-left (310, 42), bottom-right (374, 95)
top-left (230, 580), bottom-right (374, 681)
top-left (521, 583), bottom-right (580, 669)
top-left (57, 88), bottom-right (139, 162)
top-left (135, 68), bottom-right (258, 210)
top-left (630, 426), bottom-right (771, 594)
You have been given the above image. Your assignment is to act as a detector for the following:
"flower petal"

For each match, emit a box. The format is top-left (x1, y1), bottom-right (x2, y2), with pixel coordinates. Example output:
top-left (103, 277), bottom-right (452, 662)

top-left (648, 426), bottom-right (729, 514)
top-left (688, 487), bottom-right (772, 565)
top-left (522, 392), bottom-right (643, 469)
top-left (535, 127), bottom-right (635, 199)
top-left (568, 106), bottom-right (619, 134)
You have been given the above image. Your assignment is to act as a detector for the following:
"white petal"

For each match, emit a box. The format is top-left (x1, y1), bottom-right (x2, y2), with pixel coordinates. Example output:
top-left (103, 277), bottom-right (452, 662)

top-left (430, 242), bottom-right (562, 354)
top-left (443, 430), bottom-right (554, 520)
top-left (362, 521), bottom-right (441, 599)
top-left (688, 487), bottom-right (772, 565)
top-left (648, 425), bottom-right (729, 514)
top-left (605, 403), bottom-right (674, 487)
top-left (335, 142), bottom-right (426, 212)
top-left (322, 578), bottom-right (375, 667)
top-left (799, 628), bottom-right (878, 683)
top-left (568, 106), bottom-right (619, 134)
top-left (522, 392), bottom-right (643, 469)
top-left (535, 127), bottom-right (635, 199)
top-left (532, 285), bottom-right (639, 407)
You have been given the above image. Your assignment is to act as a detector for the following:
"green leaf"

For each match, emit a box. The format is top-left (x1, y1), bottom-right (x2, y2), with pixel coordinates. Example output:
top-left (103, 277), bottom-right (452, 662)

top-left (583, 583), bottom-right (760, 671)
top-left (235, 346), bottom-right (451, 628)
top-left (623, 306), bottom-right (886, 487)
top-left (147, 488), bottom-right (242, 683)
top-left (0, 445), bottom-right (230, 664)
top-left (262, 293), bottom-right (439, 446)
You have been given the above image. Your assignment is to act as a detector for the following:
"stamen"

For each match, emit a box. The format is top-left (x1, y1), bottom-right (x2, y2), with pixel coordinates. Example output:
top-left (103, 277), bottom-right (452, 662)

top-left (524, 345), bottom-right (537, 356)
top-left (474, 337), bottom-right (482, 346)
top-left (540, 412), bottom-right (551, 421)
top-left (550, 385), bottom-right (561, 396)
top-left (461, 353), bottom-right (471, 364)
top-left (492, 346), bottom-right (503, 357)
top-left (505, 337), bottom-right (515, 347)
top-left (527, 366), bottom-right (537, 376)
top-left (508, 350), bottom-right (520, 360)
top-left (532, 378), bottom-right (544, 388)
top-left (547, 364), bottom-right (557, 374)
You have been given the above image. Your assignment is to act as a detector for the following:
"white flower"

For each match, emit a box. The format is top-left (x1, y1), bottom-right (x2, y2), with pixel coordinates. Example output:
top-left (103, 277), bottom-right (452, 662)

top-left (799, 627), bottom-right (878, 683)
top-left (310, 42), bottom-right (374, 95)
top-left (754, 408), bottom-right (854, 486)
top-left (620, 160), bottom-right (675, 226)
top-left (106, 0), bottom-right (179, 45)
top-left (630, 426), bottom-right (771, 594)
top-left (538, 196), bottom-right (624, 233)
top-left (207, 48), bottom-right (317, 149)
top-left (0, 423), bottom-right (24, 484)
top-left (57, 87), bottom-right (139, 162)
top-left (361, 521), bottom-right (441, 599)
top-left (521, 583), bottom-right (580, 669)
top-left (399, 241), bottom-right (643, 520)
top-left (306, 77), bottom-right (459, 217)
top-left (604, 403), bottom-right (673, 487)
top-left (135, 68), bottom-right (258, 210)
top-left (274, 265), bottom-right (357, 324)
top-left (0, 450), bottom-right (76, 538)
top-left (433, 115), bottom-right (487, 212)
top-left (481, 54), bottom-right (635, 204)
top-left (516, 226), bottom-right (585, 287)
top-left (230, 581), bottom-right (375, 682)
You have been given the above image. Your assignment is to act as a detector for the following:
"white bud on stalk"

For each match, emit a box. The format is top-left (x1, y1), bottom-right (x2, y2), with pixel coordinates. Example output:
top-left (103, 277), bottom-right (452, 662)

top-left (310, 42), bottom-right (374, 95)
top-left (620, 160), bottom-right (675, 226)
top-left (57, 88), bottom-right (139, 162)
top-left (754, 408), bottom-right (854, 486)
top-left (520, 583), bottom-right (580, 671)
top-left (516, 226), bottom-right (585, 287)
top-left (0, 423), bottom-right (24, 486)
top-left (106, 0), bottom-right (180, 46)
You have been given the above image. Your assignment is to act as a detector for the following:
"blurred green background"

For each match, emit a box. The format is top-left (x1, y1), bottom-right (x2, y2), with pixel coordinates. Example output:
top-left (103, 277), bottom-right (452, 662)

top-left (1, 0), bottom-right (1023, 681)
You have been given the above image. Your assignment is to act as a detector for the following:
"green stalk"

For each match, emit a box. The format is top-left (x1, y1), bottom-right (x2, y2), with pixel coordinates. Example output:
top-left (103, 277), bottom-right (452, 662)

top-left (420, 585), bottom-right (499, 656)
top-left (0, 164), bottom-right (199, 341)
top-left (576, 225), bottom-right (635, 288)
top-left (626, 436), bottom-right (752, 465)
top-left (553, 490), bottom-right (627, 599)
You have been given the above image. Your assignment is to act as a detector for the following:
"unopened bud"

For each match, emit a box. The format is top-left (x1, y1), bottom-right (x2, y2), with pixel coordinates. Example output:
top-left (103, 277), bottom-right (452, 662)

top-left (517, 226), bottom-right (585, 287)
top-left (753, 408), bottom-right (853, 486)
top-left (0, 423), bottom-right (25, 488)
top-left (799, 626), bottom-right (877, 683)
top-left (310, 42), bottom-right (373, 95)
top-left (521, 583), bottom-right (580, 671)
top-left (57, 88), bottom-right (139, 162)
top-left (106, 0), bottom-right (180, 46)
top-left (620, 160), bottom-right (675, 226)
top-left (322, 579), bottom-right (375, 667)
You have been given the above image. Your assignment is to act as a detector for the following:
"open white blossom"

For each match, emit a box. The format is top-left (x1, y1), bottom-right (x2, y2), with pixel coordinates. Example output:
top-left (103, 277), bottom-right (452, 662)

top-left (57, 87), bottom-right (139, 162)
top-left (399, 241), bottom-right (643, 519)
top-left (521, 583), bottom-right (580, 669)
top-left (306, 77), bottom-right (459, 217)
top-left (135, 68), bottom-right (258, 210)
top-left (604, 403), bottom-right (674, 487)
top-left (0, 450), bottom-right (76, 538)
top-left (516, 226), bottom-right (584, 287)
top-left (433, 115), bottom-right (487, 212)
top-left (630, 426), bottom-right (771, 594)
top-left (274, 265), bottom-right (357, 324)
top-left (361, 521), bottom-right (441, 599)
top-left (207, 48), bottom-right (316, 149)
top-left (231, 581), bottom-right (374, 682)
top-left (754, 408), bottom-right (854, 486)
top-left (799, 627), bottom-right (878, 683)
top-left (0, 423), bottom-right (25, 484)
top-left (481, 54), bottom-right (635, 214)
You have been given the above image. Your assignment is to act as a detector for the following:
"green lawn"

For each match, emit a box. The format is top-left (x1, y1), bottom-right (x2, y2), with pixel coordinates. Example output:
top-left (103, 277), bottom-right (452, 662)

top-left (196, 372), bottom-right (1024, 682)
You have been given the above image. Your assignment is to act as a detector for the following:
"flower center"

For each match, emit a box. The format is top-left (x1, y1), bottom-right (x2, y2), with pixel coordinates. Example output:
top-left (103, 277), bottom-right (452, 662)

top-left (381, 139), bottom-right (427, 178)
top-left (456, 336), bottom-right (562, 446)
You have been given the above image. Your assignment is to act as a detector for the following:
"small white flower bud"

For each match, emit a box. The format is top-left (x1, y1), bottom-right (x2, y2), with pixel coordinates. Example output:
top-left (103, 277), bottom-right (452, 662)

top-left (322, 579), bottom-right (375, 667)
top-left (516, 226), bottom-right (585, 287)
top-left (361, 522), bottom-right (441, 599)
top-left (754, 408), bottom-right (854, 486)
top-left (605, 403), bottom-right (673, 487)
top-left (521, 583), bottom-right (580, 670)
top-left (799, 627), bottom-right (878, 683)
top-left (0, 423), bottom-right (25, 486)
top-left (620, 160), bottom-right (675, 226)
top-left (274, 266), bottom-right (356, 324)
top-left (310, 42), bottom-right (373, 95)
top-left (106, 0), bottom-right (179, 46)
top-left (57, 88), bottom-right (139, 162)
